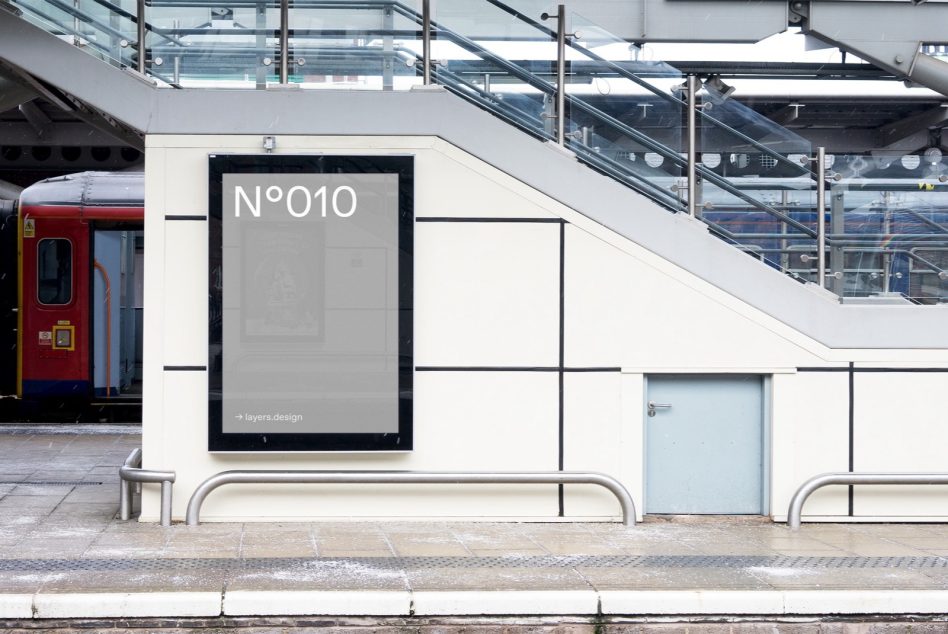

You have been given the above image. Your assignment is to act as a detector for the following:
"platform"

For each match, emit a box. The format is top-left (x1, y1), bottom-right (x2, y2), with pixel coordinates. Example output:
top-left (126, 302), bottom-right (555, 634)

top-left (1, 425), bottom-right (947, 629)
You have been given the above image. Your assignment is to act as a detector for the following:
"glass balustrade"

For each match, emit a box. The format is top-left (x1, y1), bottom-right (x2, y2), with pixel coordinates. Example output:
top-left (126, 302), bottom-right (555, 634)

top-left (7, 0), bottom-right (947, 303)
top-left (821, 153), bottom-right (948, 303)
top-left (13, 0), bottom-right (139, 69)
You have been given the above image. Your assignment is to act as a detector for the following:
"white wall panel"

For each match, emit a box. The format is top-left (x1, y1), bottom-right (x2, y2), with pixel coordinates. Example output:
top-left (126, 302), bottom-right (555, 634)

top-left (157, 371), bottom-right (559, 521)
top-left (414, 149), bottom-right (556, 219)
top-left (854, 372), bottom-right (948, 518)
top-left (563, 372), bottom-right (626, 518)
top-left (415, 223), bottom-right (560, 367)
top-left (771, 373), bottom-right (850, 520)
top-left (563, 226), bottom-right (823, 370)
top-left (162, 222), bottom-right (208, 366)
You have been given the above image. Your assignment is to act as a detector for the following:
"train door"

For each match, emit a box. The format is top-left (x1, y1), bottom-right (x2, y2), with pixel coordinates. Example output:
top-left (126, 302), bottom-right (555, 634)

top-left (92, 229), bottom-right (143, 397)
top-left (18, 215), bottom-right (90, 397)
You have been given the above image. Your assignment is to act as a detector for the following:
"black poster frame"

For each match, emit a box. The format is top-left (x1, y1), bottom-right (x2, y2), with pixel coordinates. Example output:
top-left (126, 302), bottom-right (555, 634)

top-left (208, 154), bottom-right (413, 452)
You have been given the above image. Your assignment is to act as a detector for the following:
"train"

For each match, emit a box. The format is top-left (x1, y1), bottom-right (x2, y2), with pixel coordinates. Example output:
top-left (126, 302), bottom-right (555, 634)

top-left (0, 171), bottom-right (144, 419)
top-left (1, 169), bottom-right (946, 419)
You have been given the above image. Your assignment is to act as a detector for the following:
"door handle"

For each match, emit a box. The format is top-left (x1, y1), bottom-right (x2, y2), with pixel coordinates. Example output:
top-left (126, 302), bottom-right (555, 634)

top-left (647, 401), bottom-right (672, 417)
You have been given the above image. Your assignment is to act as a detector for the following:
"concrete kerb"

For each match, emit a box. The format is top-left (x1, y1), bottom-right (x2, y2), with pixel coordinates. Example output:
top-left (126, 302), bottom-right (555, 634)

top-left (5, 590), bottom-right (948, 619)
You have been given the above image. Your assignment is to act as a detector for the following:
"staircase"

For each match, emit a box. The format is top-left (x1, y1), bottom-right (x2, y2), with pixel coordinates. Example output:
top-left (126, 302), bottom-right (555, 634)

top-left (3, 0), bottom-right (948, 304)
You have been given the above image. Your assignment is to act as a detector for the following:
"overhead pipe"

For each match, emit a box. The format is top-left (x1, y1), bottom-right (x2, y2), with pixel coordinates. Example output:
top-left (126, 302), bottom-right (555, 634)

top-left (908, 53), bottom-right (948, 100)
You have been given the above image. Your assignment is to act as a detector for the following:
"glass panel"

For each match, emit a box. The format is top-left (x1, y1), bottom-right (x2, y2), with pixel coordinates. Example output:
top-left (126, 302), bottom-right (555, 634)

top-left (288, 3), bottom-right (422, 90)
top-left (12, 0), bottom-right (139, 69)
top-left (566, 12), bottom-right (683, 207)
top-left (147, 1), bottom-right (280, 88)
top-left (700, 177), bottom-right (818, 280)
top-left (825, 153), bottom-right (948, 303)
top-left (38, 239), bottom-right (73, 305)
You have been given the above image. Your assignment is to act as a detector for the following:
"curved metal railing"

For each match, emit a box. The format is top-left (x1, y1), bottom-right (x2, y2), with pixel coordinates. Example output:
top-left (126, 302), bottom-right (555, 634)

top-left (787, 471), bottom-right (948, 530)
top-left (185, 470), bottom-right (637, 526)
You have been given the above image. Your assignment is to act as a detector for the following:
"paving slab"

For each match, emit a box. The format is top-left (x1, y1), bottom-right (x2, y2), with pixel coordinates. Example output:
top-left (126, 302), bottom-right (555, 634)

top-left (2, 425), bottom-right (948, 623)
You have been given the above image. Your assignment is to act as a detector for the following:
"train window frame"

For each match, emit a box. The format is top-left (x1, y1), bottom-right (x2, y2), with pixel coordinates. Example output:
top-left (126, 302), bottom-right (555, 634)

top-left (36, 238), bottom-right (74, 306)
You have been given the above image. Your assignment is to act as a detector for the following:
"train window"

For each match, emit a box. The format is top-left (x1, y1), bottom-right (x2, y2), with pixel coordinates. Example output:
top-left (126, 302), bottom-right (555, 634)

top-left (37, 239), bottom-right (72, 305)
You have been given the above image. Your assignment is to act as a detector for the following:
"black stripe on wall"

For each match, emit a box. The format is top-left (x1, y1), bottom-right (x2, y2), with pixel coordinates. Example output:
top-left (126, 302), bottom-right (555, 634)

top-left (414, 366), bottom-right (620, 373)
top-left (163, 365), bottom-right (207, 371)
top-left (558, 221), bottom-right (566, 517)
top-left (416, 217), bottom-right (566, 224)
top-left (798, 366), bottom-right (948, 373)
top-left (164, 215), bottom-right (208, 221)
top-left (849, 362), bottom-right (855, 517)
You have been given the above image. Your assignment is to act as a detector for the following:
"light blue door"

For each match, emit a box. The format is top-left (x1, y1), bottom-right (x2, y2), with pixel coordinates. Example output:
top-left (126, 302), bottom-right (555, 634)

top-left (645, 375), bottom-right (765, 514)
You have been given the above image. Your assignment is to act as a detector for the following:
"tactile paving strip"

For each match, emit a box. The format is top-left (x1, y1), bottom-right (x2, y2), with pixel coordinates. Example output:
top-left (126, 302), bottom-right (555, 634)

top-left (0, 555), bottom-right (946, 572)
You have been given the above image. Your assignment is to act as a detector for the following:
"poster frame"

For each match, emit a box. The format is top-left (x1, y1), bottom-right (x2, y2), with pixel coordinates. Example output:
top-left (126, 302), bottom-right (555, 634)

top-left (207, 154), bottom-right (413, 452)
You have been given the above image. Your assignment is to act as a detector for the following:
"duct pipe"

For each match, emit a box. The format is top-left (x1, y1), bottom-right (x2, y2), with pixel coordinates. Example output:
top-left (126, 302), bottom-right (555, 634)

top-left (0, 179), bottom-right (23, 200)
top-left (0, 76), bottom-right (35, 113)
top-left (909, 54), bottom-right (948, 99)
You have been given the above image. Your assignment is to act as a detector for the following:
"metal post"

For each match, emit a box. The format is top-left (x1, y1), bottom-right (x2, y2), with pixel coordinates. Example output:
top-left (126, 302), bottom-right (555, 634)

top-left (160, 481), bottom-right (173, 527)
top-left (422, 0), bottom-right (431, 85)
top-left (780, 190), bottom-right (789, 272)
top-left (136, 0), bottom-right (145, 73)
top-left (882, 191), bottom-right (893, 293)
top-left (73, 0), bottom-right (80, 46)
top-left (816, 146), bottom-right (827, 287)
top-left (119, 448), bottom-right (141, 521)
top-left (483, 73), bottom-right (491, 93)
top-left (555, 4), bottom-right (566, 146)
top-left (255, 4), bottom-right (266, 89)
top-left (686, 74), bottom-right (698, 217)
top-left (382, 6), bottom-right (394, 91)
top-left (829, 185), bottom-right (845, 294)
top-left (279, 0), bottom-right (289, 84)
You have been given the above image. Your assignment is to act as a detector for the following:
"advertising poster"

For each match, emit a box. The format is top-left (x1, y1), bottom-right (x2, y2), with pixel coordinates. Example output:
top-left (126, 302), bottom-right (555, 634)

top-left (208, 155), bottom-right (413, 451)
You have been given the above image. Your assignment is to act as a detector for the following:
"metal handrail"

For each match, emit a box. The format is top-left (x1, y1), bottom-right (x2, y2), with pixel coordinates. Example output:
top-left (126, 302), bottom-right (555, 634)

top-left (118, 447), bottom-right (176, 527)
top-left (787, 471), bottom-right (948, 530)
top-left (186, 470), bottom-right (637, 526)
top-left (118, 447), bottom-right (141, 520)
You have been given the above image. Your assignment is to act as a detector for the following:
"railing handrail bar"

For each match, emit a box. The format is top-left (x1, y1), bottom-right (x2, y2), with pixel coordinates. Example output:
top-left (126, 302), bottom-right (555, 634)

top-left (118, 448), bottom-right (174, 526)
top-left (432, 65), bottom-right (682, 208)
top-left (119, 465), bottom-right (176, 483)
top-left (123, 447), bottom-right (142, 468)
top-left (472, 0), bottom-right (812, 178)
top-left (185, 469), bottom-right (637, 526)
top-left (561, 99), bottom-right (818, 236)
top-left (788, 471), bottom-right (948, 529)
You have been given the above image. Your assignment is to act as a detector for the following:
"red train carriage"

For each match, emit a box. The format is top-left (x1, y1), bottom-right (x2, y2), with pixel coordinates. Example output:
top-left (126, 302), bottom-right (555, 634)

top-left (8, 172), bottom-right (144, 402)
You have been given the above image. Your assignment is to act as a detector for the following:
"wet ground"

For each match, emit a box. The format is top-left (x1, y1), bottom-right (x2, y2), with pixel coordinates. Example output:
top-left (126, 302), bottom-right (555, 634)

top-left (0, 425), bottom-right (947, 629)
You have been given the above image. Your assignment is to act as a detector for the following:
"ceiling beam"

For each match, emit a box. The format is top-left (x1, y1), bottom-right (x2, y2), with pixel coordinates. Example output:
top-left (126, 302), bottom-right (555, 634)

top-left (879, 104), bottom-right (948, 146)
top-left (768, 104), bottom-right (806, 126)
top-left (18, 99), bottom-right (52, 138)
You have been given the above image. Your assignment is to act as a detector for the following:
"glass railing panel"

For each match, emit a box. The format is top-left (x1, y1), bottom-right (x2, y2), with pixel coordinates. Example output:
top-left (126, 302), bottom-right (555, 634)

top-left (146, 0), bottom-right (281, 88)
top-left (12, 0), bottom-right (139, 69)
top-left (566, 12), bottom-right (684, 196)
top-left (435, 45), bottom-right (552, 141)
top-left (823, 153), bottom-right (948, 303)
top-left (288, 3), bottom-right (422, 90)
top-left (699, 177), bottom-right (819, 280)
top-left (434, 0), bottom-right (551, 43)
top-left (430, 0), bottom-right (556, 105)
